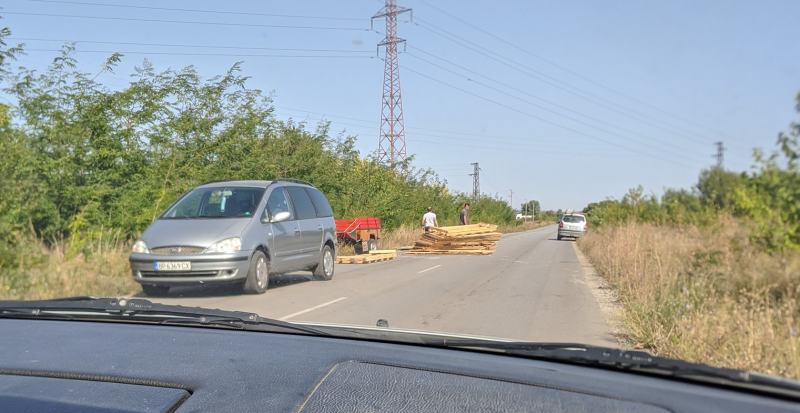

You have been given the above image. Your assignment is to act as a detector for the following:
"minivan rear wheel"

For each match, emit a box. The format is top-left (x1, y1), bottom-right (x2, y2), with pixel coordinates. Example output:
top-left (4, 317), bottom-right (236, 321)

top-left (312, 245), bottom-right (334, 281)
top-left (243, 251), bottom-right (269, 294)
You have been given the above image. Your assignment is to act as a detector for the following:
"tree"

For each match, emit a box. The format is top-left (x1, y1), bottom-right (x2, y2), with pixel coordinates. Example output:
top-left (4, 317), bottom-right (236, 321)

top-left (696, 167), bottom-right (746, 211)
top-left (519, 200), bottom-right (540, 216)
top-left (734, 91), bottom-right (800, 251)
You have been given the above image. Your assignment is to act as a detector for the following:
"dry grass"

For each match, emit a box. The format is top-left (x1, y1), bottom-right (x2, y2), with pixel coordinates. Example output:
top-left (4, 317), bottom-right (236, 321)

top-left (1, 233), bottom-right (138, 300)
top-left (578, 215), bottom-right (800, 379)
top-left (380, 224), bottom-right (426, 249)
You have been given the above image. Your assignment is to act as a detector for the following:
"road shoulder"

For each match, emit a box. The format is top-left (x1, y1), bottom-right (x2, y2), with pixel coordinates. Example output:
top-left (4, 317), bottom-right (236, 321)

top-left (571, 241), bottom-right (631, 348)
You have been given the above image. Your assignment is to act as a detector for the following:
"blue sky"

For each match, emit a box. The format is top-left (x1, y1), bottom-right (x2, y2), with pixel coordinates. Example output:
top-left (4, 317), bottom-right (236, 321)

top-left (2, 0), bottom-right (799, 211)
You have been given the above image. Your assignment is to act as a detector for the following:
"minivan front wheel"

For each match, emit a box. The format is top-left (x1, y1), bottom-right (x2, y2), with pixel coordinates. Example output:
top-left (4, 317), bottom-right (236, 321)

top-left (312, 245), bottom-right (334, 281)
top-left (243, 251), bottom-right (269, 294)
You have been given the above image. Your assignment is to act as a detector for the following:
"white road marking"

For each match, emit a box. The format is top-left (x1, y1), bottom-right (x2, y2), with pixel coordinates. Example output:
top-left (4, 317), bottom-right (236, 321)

top-left (279, 297), bottom-right (348, 321)
top-left (417, 265), bottom-right (442, 274)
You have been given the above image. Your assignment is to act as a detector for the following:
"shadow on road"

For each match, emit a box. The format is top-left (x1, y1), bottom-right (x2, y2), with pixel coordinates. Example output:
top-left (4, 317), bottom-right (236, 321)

top-left (269, 273), bottom-right (314, 290)
top-left (135, 272), bottom-right (315, 299)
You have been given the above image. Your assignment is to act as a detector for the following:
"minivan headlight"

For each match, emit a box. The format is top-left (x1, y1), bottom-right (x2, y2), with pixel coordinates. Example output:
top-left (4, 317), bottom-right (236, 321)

top-left (132, 240), bottom-right (149, 254)
top-left (205, 237), bottom-right (242, 254)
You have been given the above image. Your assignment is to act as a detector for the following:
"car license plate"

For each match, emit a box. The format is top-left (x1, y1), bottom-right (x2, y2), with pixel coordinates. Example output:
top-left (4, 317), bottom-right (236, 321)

top-left (154, 261), bottom-right (191, 271)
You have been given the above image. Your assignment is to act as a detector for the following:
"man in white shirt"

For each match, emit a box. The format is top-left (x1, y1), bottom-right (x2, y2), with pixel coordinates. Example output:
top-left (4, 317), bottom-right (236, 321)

top-left (421, 207), bottom-right (439, 232)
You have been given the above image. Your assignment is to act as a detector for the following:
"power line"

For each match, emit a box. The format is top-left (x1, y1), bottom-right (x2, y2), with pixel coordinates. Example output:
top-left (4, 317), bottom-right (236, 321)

top-left (275, 105), bottom-right (567, 143)
top-left (404, 51), bottom-right (711, 164)
top-left (410, 19), bottom-right (731, 146)
top-left (273, 111), bottom-right (618, 152)
top-left (406, 46), bottom-right (722, 164)
top-left (10, 38), bottom-right (374, 54)
top-left (478, 169), bottom-right (502, 195)
top-left (279, 112), bottom-right (632, 157)
top-left (274, 112), bottom-right (626, 156)
top-left (0, 11), bottom-right (370, 31)
top-left (407, 138), bottom-right (629, 158)
top-left (20, 0), bottom-right (366, 21)
top-left (416, 0), bottom-right (738, 143)
top-left (276, 108), bottom-right (599, 148)
top-left (405, 22), bottom-right (750, 170)
top-left (24, 49), bottom-right (373, 59)
top-left (398, 63), bottom-right (697, 168)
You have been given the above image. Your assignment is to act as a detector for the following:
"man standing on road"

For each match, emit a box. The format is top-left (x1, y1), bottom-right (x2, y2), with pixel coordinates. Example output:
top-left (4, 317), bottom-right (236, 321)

top-left (459, 203), bottom-right (470, 225)
top-left (421, 207), bottom-right (438, 232)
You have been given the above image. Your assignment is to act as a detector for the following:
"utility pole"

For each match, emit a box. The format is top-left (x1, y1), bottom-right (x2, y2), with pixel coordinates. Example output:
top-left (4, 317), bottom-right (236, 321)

top-left (509, 189), bottom-right (514, 214)
top-left (372, 0), bottom-right (411, 176)
top-left (713, 141), bottom-right (726, 169)
top-left (469, 162), bottom-right (480, 198)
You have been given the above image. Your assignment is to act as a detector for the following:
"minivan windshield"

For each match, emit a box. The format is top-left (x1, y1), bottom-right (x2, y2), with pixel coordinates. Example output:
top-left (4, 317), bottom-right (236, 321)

top-left (562, 215), bottom-right (585, 223)
top-left (161, 187), bottom-right (265, 219)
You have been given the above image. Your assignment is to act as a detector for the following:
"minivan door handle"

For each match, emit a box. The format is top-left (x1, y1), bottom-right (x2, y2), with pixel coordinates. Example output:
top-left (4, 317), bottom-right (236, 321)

top-left (294, 228), bottom-right (301, 234)
top-left (317, 225), bottom-right (323, 231)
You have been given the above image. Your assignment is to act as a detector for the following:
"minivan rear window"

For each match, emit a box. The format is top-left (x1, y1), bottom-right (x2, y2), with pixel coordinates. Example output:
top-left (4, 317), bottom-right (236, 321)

top-left (562, 215), bottom-right (586, 223)
top-left (286, 186), bottom-right (317, 220)
top-left (305, 187), bottom-right (334, 217)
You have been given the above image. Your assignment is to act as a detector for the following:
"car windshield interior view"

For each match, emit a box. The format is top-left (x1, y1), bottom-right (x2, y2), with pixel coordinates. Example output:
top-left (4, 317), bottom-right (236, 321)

top-left (1, 1), bottom-right (800, 412)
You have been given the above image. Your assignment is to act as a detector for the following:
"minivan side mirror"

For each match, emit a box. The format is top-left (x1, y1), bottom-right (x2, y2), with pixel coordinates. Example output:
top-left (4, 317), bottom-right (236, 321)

top-left (271, 211), bottom-right (291, 223)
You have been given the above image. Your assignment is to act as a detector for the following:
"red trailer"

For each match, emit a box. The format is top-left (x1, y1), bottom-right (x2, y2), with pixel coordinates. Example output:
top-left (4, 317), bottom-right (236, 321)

top-left (335, 217), bottom-right (381, 254)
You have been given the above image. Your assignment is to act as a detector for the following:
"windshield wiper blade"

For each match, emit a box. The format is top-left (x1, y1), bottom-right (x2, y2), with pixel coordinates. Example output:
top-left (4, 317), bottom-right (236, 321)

top-left (434, 340), bottom-right (800, 396)
top-left (0, 297), bottom-right (330, 336)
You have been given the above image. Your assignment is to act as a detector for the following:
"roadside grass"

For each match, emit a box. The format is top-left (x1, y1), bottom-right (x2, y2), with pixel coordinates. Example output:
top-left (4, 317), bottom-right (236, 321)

top-left (578, 215), bottom-right (800, 379)
top-left (380, 225), bottom-right (423, 249)
top-left (0, 231), bottom-right (138, 300)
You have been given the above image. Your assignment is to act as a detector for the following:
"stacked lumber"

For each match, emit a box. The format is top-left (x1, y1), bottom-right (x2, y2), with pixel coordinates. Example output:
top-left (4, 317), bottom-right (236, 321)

top-left (336, 251), bottom-right (397, 264)
top-left (406, 223), bottom-right (501, 255)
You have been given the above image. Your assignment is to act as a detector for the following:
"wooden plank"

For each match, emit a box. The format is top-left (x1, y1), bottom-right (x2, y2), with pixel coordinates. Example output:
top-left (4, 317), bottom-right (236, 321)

top-left (368, 250), bottom-right (397, 254)
top-left (407, 222), bottom-right (501, 256)
top-left (413, 249), bottom-right (493, 254)
top-left (336, 252), bottom-right (396, 264)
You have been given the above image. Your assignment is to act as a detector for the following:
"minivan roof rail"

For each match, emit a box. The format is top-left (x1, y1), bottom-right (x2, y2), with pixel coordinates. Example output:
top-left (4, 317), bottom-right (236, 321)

top-left (199, 180), bottom-right (231, 186)
top-left (272, 178), bottom-right (314, 187)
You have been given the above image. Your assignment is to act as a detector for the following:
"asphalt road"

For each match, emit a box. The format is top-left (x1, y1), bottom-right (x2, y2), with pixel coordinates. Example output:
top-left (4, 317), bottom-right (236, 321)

top-left (150, 225), bottom-right (616, 346)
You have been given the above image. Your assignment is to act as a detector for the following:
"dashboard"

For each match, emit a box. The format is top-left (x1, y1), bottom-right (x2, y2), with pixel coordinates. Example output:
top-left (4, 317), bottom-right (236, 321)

top-left (1, 318), bottom-right (798, 412)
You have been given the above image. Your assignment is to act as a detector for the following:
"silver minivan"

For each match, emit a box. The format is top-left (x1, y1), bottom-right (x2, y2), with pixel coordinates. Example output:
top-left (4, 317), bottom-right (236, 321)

top-left (129, 179), bottom-right (337, 295)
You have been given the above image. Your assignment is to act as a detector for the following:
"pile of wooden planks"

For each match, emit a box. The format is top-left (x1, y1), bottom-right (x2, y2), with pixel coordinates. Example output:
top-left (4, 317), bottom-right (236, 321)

top-left (336, 251), bottom-right (397, 264)
top-left (405, 223), bottom-right (501, 255)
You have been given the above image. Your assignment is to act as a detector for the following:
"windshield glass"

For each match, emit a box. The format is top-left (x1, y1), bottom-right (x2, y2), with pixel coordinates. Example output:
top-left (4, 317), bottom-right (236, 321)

top-left (161, 187), bottom-right (265, 219)
top-left (1, 0), bottom-right (798, 388)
